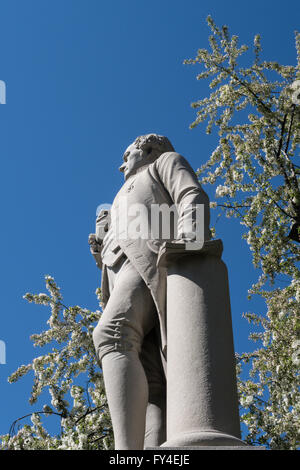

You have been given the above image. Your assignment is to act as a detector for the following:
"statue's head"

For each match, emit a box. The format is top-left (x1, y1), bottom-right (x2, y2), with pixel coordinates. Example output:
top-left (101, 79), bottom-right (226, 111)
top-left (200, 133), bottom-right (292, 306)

top-left (119, 133), bottom-right (175, 180)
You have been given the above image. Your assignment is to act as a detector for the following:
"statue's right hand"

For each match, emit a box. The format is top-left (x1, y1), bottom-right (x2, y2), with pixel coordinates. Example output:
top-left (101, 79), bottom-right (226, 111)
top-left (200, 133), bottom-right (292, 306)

top-left (88, 233), bottom-right (102, 253)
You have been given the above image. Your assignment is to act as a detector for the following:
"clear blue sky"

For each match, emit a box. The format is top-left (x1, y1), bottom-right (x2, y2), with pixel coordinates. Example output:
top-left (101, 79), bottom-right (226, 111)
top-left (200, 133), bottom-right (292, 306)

top-left (0, 0), bottom-right (299, 439)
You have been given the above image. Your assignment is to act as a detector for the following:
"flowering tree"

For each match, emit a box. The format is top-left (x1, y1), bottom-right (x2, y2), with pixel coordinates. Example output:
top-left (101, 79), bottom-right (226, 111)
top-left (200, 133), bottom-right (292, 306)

top-left (0, 276), bottom-right (114, 450)
top-left (185, 17), bottom-right (300, 449)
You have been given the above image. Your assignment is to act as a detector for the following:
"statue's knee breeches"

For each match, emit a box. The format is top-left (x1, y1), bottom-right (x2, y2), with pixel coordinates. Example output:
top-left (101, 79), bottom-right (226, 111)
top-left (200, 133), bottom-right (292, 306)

top-left (93, 313), bottom-right (143, 362)
top-left (93, 256), bottom-right (160, 369)
top-left (93, 286), bottom-right (156, 361)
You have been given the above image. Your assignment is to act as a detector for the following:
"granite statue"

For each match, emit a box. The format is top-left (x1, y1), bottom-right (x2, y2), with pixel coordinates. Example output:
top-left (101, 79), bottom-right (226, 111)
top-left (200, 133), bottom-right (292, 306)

top-left (89, 134), bottom-right (244, 450)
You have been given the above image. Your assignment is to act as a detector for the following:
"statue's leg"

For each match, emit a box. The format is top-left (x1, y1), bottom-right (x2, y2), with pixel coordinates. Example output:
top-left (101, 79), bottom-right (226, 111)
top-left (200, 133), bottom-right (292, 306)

top-left (101, 350), bottom-right (148, 449)
top-left (93, 258), bottom-right (160, 450)
top-left (141, 329), bottom-right (166, 448)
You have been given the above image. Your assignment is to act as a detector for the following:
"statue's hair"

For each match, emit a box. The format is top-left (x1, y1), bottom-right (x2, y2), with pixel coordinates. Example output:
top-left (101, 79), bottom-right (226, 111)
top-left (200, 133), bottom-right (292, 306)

top-left (133, 133), bottom-right (175, 160)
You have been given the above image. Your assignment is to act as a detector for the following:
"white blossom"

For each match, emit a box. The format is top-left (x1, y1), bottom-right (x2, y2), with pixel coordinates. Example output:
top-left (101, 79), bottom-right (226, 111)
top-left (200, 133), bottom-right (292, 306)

top-left (215, 184), bottom-right (230, 197)
top-left (0, 277), bottom-right (113, 450)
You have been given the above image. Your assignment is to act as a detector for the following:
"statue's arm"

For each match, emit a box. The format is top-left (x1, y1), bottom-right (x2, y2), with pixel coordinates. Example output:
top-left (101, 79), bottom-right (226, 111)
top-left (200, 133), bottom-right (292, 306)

top-left (88, 209), bottom-right (111, 270)
top-left (155, 152), bottom-right (211, 241)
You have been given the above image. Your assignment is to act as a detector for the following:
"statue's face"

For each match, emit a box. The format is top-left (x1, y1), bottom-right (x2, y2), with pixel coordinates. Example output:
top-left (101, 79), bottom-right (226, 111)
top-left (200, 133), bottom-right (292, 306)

top-left (119, 143), bottom-right (146, 180)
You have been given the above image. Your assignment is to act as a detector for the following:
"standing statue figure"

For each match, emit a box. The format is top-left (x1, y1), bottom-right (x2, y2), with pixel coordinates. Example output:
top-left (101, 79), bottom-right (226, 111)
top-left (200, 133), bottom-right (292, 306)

top-left (89, 134), bottom-right (243, 450)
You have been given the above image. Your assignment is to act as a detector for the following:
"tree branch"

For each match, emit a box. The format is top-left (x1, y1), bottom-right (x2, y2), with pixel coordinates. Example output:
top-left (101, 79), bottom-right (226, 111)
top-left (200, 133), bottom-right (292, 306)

top-left (75, 403), bottom-right (107, 425)
top-left (211, 60), bottom-right (283, 125)
top-left (285, 104), bottom-right (296, 154)
top-left (9, 411), bottom-right (63, 437)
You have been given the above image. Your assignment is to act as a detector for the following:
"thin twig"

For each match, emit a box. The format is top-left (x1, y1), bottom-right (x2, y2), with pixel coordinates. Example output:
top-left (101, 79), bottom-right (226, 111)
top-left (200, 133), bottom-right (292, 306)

top-left (75, 403), bottom-right (107, 425)
top-left (285, 104), bottom-right (295, 154)
top-left (9, 411), bottom-right (63, 437)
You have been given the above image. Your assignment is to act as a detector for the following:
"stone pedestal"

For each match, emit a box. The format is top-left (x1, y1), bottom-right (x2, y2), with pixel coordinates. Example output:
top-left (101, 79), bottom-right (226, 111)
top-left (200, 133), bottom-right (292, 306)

top-left (157, 240), bottom-right (246, 448)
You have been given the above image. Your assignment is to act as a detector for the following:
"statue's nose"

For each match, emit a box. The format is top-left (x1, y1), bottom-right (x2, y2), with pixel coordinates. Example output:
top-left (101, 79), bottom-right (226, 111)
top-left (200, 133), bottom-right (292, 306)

top-left (119, 162), bottom-right (126, 173)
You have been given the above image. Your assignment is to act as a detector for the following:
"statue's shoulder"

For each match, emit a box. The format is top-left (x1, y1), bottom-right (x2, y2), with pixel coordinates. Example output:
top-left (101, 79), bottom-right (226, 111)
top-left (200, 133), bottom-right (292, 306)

top-left (154, 151), bottom-right (192, 172)
top-left (154, 151), bottom-right (183, 168)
